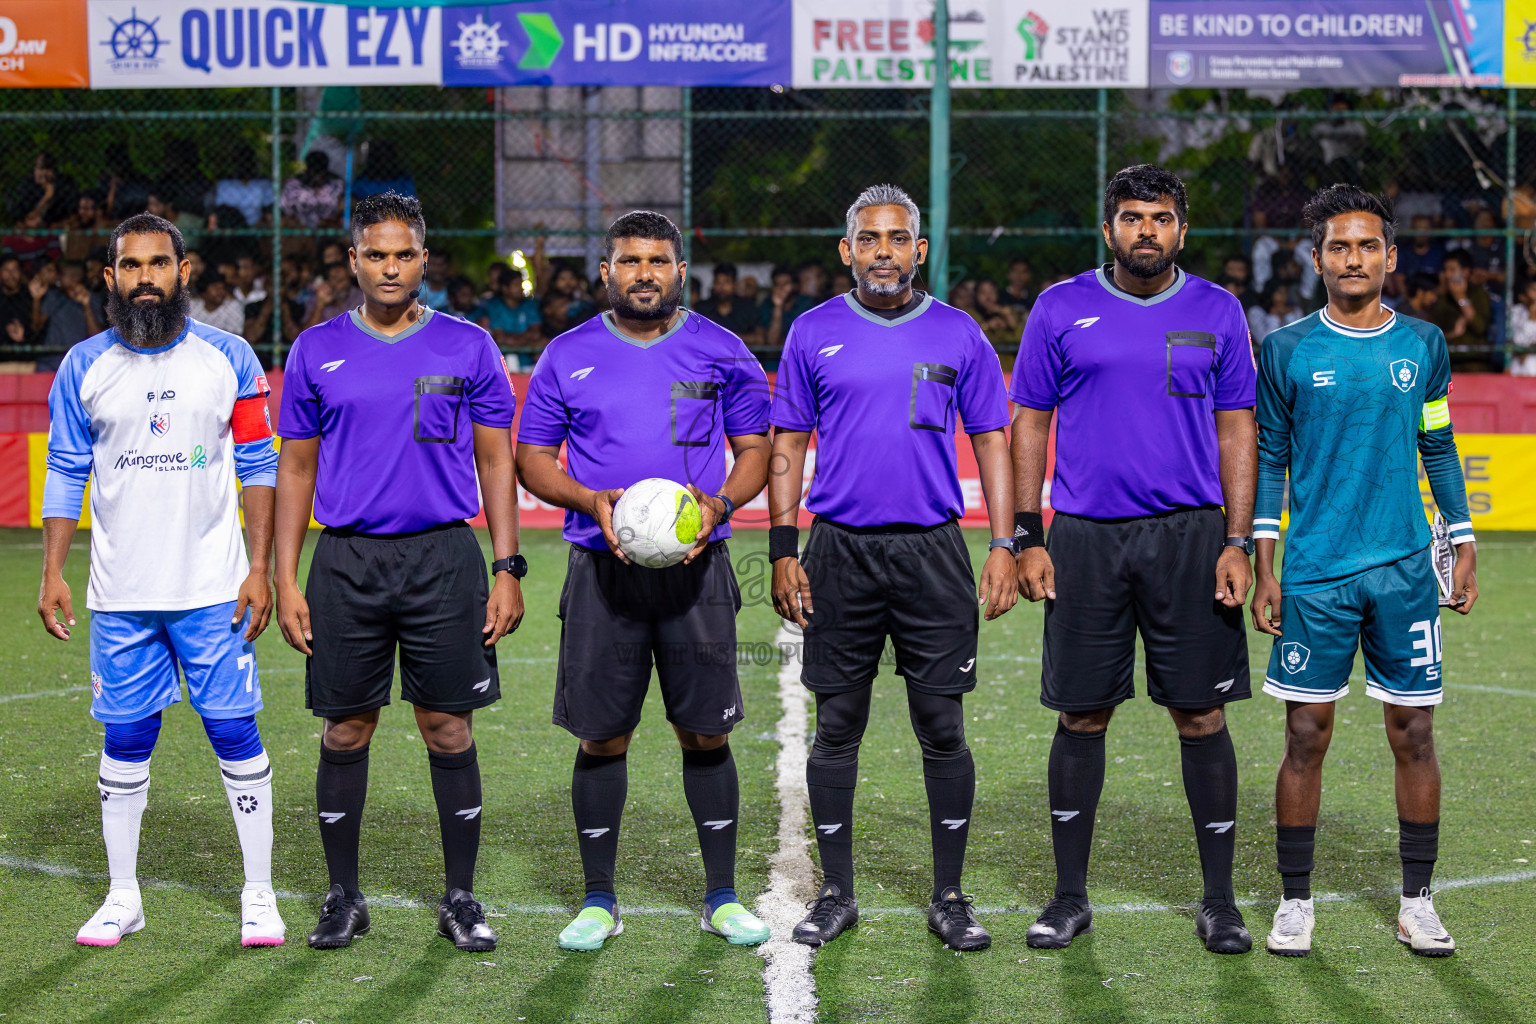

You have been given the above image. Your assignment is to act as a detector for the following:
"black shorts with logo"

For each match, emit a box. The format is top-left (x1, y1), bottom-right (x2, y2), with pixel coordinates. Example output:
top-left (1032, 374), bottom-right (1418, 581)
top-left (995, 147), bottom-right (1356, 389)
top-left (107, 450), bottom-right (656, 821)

top-left (1041, 506), bottom-right (1250, 713)
top-left (553, 541), bottom-right (744, 741)
top-left (304, 521), bottom-right (501, 718)
top-left (801, 517), bottom-right (979, 695)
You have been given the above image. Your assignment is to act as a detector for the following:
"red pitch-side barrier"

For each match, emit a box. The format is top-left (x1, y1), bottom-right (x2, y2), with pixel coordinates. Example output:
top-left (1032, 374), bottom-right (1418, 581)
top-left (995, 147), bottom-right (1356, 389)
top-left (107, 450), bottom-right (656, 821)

top-left (4, 370), bottom-right (1533, 530)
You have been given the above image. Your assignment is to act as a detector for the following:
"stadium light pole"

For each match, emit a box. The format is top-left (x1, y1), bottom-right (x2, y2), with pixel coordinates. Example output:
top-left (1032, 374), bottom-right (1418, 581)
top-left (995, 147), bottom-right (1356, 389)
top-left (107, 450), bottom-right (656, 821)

top-left (929, 0), bottom-right (950, 298)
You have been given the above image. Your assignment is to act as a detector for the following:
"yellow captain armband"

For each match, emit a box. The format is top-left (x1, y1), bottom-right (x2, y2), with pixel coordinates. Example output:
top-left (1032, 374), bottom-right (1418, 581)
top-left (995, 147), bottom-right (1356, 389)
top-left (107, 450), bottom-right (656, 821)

top-left (1420, 397), bottom-right (1451, 431)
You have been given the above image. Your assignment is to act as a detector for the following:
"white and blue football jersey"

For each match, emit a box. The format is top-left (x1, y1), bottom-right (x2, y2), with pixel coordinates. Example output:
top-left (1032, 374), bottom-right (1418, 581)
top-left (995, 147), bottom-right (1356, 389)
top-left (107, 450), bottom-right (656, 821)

top-left (43, 319), bottom-right (278, 611)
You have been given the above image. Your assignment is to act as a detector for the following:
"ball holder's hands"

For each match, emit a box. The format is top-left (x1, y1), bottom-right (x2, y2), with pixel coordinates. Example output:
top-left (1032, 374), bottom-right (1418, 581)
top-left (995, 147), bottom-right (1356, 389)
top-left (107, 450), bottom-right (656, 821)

top-left (1449, 544), bottom-right (1478, 615)
top-left (1251, 573), bottom-right (1282, 637)
top-left (1215, 546), bottom-right (1253, 608)
top-left (275, 580), bottom-right (313, 656)
top-left (978, 546), bottom-right (1019, 621)
top-left (772, 557), bottom-right (813, 628)
top-left (1016, 547), bottom-right (1056, 602)
top-left (683, 485), bottom-right (723, 565)
top-left (37, 573), bottom-right (74, 641)
top-left (483, 574), bottom-right (524, 646)
top-left (588, 487), bottom-right (629, 564)
top-left (232, 569), bottom-right (273, 642)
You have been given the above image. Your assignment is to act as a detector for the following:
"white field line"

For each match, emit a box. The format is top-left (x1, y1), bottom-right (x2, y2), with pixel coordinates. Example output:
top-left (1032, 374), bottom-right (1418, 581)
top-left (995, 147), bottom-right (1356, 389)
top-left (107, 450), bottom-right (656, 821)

top-left (5, 852), bottom-right (1532, 918)
top-left (755, 624), bottom-right (819, 1024)
top-left (0, 686), bottom-right (88, 703)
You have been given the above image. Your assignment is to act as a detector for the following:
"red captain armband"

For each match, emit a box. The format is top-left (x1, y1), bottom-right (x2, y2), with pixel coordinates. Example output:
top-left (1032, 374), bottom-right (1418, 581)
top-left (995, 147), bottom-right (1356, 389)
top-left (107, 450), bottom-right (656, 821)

top-left (232, 396), bottom-right (274, 444)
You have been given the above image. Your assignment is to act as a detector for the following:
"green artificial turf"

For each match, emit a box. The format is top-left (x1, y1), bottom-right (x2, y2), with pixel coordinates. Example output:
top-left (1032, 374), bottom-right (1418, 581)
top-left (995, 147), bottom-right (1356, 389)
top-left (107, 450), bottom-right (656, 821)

top-left (1, 527), bottom-right (1532, 1023)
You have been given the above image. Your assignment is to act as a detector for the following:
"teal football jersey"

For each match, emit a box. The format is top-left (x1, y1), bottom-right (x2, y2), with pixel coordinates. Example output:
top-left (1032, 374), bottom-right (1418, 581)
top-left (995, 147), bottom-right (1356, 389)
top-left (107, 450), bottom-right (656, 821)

top-left (1254, 308), bottom-right (1473, 595)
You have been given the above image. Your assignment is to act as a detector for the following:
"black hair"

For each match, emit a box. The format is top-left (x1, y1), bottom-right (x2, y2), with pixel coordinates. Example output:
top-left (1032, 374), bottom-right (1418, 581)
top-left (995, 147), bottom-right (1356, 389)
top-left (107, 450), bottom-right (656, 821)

top-left (771, 264), bottom-right (795, 281)
top-left (350, 190), bottom-right (425, 247)
top-left (196, 270), bottom-right (226, 292)
top-left (602, 210), bottom-right (682, 263)
top-left (1304, 183), bottom-right (1396, 251)
top-left (1408, 271), bottom-right (1441, 297)
top-left (0, 253), bottom-right (19, 267)
top-left (1103, 164), bottom-right (1189, 225)
top-left (713, 261), bottom-right (738, 279)
top-left (1008, 256), bottom-right (1033, 269)
top-left (1442, 249), bottom-right (1474, 271)
top-left (107, 213), bottom-right (186, 265)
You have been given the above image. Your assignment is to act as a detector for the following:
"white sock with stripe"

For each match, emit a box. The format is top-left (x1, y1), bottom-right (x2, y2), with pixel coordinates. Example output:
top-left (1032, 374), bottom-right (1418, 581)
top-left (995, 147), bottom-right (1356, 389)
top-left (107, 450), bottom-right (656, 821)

top-left (98, 754), bottom-right (150, 893)
top-left (219, 751), bottom-right (274, 891)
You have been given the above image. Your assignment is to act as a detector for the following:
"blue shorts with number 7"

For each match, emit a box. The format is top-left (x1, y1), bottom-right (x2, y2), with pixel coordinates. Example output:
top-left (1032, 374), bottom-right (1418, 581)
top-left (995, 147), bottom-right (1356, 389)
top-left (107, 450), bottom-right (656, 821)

top-left (89, 600), bottom-right (262, 724)
top-left (1262, 548), bottom-right (1443, 708)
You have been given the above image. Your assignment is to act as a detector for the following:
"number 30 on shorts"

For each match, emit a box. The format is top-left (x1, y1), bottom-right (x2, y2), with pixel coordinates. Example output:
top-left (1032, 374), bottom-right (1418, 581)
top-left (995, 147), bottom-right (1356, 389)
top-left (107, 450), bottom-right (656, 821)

top-left (1409, 619), bottom-right (1443, 682)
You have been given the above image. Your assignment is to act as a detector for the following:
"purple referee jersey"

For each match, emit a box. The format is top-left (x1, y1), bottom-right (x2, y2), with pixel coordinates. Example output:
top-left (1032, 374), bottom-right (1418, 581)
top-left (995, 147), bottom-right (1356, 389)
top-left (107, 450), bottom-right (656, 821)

top-left (1010, 266), bottom-right (1256, 519)
top-left (770, 292), bottom-right (1010, 527)
top-left (278, 308), bottom-right (516, 533)
top-left (516, 309), bottom-right (770, 549)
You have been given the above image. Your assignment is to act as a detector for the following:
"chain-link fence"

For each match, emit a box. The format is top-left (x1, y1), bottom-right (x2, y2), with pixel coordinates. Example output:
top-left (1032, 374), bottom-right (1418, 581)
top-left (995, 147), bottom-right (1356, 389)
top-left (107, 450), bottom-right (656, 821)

top-left (2, 84), bottom-right (1534, 372)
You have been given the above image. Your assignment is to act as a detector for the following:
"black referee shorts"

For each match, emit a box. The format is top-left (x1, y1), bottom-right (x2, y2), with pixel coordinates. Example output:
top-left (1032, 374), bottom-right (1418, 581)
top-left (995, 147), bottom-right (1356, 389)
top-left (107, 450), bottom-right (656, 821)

top-left (552, 541), bottom-right (744, 741)
top-left (1041, 507), bottom-right (1249, 713)
top-left (801, 517), bottom-right (979, 695)
top-left (304, 521), bottom-right (501, 718)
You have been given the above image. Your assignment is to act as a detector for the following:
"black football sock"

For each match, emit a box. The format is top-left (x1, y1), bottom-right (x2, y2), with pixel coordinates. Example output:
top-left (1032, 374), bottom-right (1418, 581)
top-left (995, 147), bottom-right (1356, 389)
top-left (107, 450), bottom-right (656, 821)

top-left (682, 743), bottom-right (738, 894)
top-left (1180, 726), bottom-right (1239, 902)
top-left (572, 747), bottom-right (627, 899)
top-left (909, 689), bottom-right (973, 901)
top-left (428, 743), bottom-right (483, 895)
top-left (1399, 818), bottom-right (1439, 896)
top-left (316, 742), bottom-right (369, 899)
top-left (1047, 722), bottom-right (1106, 901)
top-left (807, 689), bottom-right (870, 897)
top-left (1276, 824), bottom-right (1317, 901)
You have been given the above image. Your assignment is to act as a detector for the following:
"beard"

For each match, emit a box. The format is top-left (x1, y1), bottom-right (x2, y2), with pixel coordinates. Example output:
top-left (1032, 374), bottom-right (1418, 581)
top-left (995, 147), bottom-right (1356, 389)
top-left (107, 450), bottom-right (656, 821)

top-left (1111, 235), bottom-right (1181, 279)
top-left (608, 275), bottom-right (682, 321)
top-left (855, 260), bottom-right (914, 297)
top-left (106, 278), bottom-right (190, 347)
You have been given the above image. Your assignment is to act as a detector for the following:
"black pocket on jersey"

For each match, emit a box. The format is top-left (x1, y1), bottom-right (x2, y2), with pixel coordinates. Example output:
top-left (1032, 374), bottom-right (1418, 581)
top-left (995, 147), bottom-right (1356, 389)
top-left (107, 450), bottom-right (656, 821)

top-left (910, 362), bottom-right (959, 432)
top-left (1166, 332), bottom-right (1217, 399)
top-left (414, 376), bottom-right (466, 443)
top-left (671, 381), bottom-right (721, 447)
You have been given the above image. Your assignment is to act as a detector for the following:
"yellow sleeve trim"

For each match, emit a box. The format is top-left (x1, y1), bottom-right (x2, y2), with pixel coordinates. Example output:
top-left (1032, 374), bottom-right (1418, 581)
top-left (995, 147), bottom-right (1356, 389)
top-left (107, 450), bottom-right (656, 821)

top-left (1421, 397), bottom-right (1451, 431)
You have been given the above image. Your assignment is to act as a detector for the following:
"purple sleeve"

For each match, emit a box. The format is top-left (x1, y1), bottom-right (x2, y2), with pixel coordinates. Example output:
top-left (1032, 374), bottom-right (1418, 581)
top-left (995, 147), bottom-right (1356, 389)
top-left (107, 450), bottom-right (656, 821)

top-left (722, 339), bottom-right (771, 436)
top-left (467, 332), bottom-right (516, 428)
top-left (514, 346), bottom-right (569, 446)
top-left (277, 336), bottom-right (321, 439)
top-left (1008, 300), bottom-right (1060, 410)
top-left (957, 321), bottom-right (1010, 433)
top-left (769, 324), bottom-right (816, 431)
top-left (1214, 296), bottom-right (1258, 410)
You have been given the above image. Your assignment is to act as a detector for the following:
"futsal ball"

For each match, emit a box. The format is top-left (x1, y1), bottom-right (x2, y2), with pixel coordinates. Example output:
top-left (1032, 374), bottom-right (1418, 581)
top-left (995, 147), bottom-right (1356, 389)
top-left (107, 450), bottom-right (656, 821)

top-left (612, 478), bottom-right (702, 568)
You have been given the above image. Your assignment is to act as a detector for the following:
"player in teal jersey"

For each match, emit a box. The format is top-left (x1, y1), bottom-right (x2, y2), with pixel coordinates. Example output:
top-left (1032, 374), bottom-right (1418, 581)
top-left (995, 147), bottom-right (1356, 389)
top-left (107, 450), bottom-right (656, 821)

top-left (1251, 184), bottom-right (1478, 959)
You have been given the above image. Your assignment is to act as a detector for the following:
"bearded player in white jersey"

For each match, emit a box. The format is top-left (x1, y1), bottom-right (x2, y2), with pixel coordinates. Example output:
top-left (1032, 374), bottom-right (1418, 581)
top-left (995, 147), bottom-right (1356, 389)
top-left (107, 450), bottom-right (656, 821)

top-left (38, 214), bottom-right (284, 947)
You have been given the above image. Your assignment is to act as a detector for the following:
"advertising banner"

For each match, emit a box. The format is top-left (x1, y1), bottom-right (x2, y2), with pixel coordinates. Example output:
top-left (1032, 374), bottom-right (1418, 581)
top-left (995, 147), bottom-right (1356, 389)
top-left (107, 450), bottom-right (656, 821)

top-left (87, 1), bottom-right (442, 88)
top-left (1504, 0), bottom-right (1536, 85)
top-left (0, 1), bottom-right (90, 88)
top-left (1149, 0), bottom-right (1502, 88)
top-left (440, 1), bottom-right (791, 87)
top-left (791, 0), bottom-right (1149, 88)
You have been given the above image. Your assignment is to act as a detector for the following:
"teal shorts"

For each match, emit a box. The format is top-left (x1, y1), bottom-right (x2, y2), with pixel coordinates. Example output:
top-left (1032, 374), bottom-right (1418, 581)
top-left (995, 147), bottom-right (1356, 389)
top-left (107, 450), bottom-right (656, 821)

top-left (1262, 548), bottom-right (1443, 707)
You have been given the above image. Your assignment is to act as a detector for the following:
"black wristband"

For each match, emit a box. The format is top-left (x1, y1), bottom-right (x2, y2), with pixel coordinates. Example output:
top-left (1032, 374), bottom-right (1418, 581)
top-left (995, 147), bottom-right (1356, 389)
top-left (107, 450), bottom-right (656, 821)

top-left (769, 525), bottom-right (800, 562)
top-left (1014, 510), bottom-right (1046, 550)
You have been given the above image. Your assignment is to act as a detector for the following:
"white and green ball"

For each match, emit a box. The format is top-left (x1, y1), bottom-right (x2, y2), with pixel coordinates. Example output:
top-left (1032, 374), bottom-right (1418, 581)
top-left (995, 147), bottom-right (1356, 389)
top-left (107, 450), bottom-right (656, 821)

top-left (612, 477), bottom-right (702, 568)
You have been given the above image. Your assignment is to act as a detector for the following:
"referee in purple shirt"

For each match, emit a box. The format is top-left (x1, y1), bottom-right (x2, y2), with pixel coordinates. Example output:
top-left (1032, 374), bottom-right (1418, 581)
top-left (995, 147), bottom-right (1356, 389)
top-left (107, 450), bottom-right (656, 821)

top-left (274, 193), bottom-right (524, 953)
top-left (769, 185), bottom-right (1019, 952)
top-left (1010, 165), bottom-right (1258, 954)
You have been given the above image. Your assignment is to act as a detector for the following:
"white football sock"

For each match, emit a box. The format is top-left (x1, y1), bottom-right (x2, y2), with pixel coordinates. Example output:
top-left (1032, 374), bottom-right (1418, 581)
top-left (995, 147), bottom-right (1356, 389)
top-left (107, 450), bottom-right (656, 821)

top-left (98, 754), bottom-right (150, 892)
top-left (219, 750), bottom-right (274, 890)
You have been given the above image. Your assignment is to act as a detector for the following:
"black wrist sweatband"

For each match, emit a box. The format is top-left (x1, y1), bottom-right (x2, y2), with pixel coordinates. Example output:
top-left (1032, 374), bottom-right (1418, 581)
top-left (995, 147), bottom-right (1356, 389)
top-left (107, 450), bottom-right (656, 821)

top-left (769, 525), bottom-right (800, 562)
top-left (1014, 510), bottom-right (1046, 550)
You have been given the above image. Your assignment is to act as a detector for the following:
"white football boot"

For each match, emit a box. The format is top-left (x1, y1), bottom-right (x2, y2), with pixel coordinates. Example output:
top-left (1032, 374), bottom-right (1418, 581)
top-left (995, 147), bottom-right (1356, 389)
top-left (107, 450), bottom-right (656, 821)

top-left (76, 889), bottom-right (145, 947)
top-left (241, 888), bottom-right (286, 947)
top-left (1398, 888), bottom-right (1455, 956)
top-left (1265, 897), bottom-right (1315, 956)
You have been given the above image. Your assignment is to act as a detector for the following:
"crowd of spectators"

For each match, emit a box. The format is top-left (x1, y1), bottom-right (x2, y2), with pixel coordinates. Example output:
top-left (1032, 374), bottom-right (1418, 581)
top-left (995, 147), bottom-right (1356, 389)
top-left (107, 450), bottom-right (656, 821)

top-left (4, 141), bottom-right (1535, 375)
